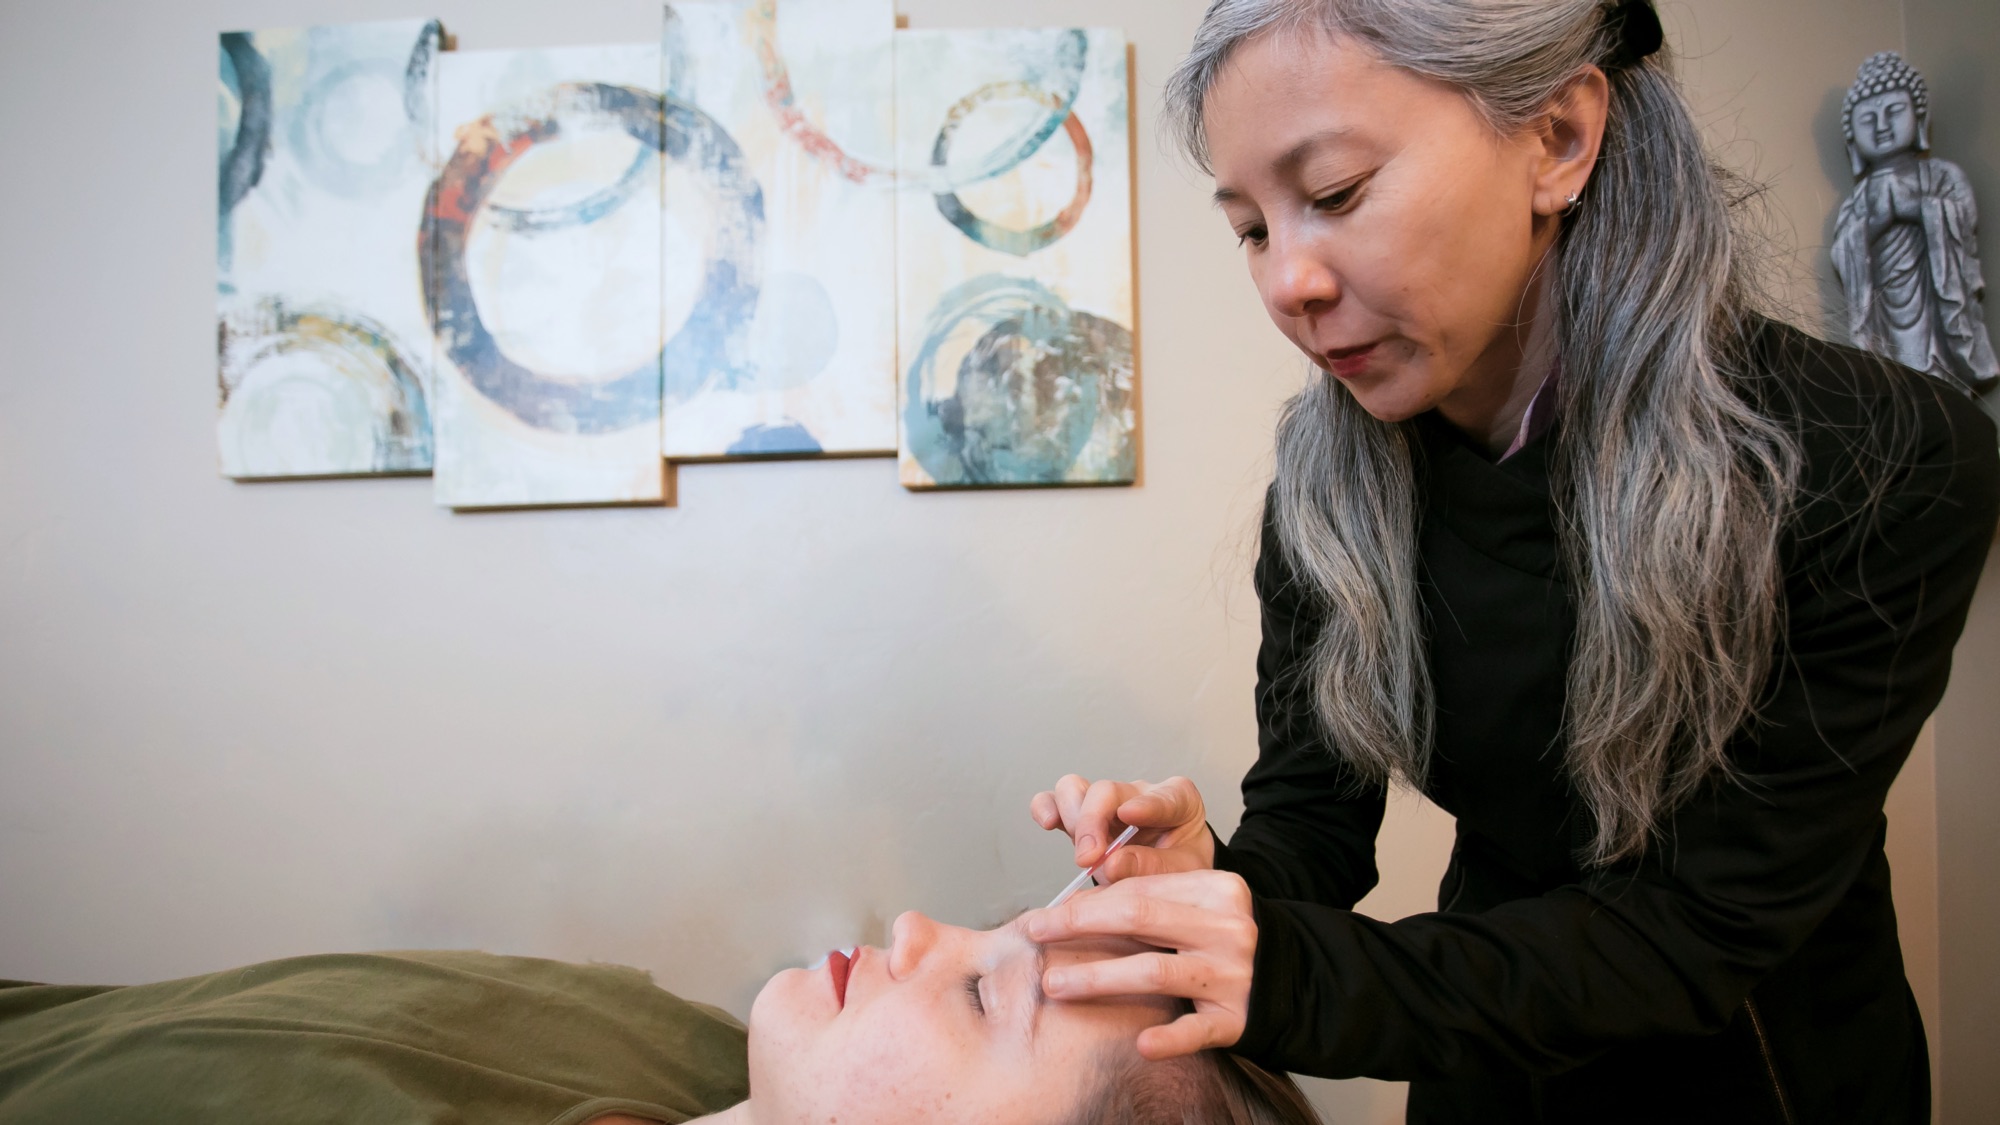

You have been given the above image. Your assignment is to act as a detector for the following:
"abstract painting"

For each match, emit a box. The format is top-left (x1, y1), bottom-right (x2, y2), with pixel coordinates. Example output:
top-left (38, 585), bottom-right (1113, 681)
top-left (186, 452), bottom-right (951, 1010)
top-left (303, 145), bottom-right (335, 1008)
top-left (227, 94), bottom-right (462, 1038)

top-left (217, 19), bottom-right (443, 479)
top-left (427, 44), bottom-right (670, 509)
top-left (894, 28), bottom-right (1137, 489)
top-left (658, 0), bottom-right (897, 459)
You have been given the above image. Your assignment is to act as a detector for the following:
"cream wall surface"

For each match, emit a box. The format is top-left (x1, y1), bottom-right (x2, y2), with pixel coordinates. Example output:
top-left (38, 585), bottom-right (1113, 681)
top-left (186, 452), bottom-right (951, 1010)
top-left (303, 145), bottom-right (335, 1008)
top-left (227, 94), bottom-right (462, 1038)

top-left (0, 1), bottom-right (1981, 1123)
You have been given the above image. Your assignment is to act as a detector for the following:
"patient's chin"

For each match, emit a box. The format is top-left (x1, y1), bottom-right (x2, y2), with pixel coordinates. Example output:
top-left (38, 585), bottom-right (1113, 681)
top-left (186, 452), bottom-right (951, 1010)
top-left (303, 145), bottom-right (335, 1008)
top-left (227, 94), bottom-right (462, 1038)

top-left (746, 965), bottom-right (824, 1041)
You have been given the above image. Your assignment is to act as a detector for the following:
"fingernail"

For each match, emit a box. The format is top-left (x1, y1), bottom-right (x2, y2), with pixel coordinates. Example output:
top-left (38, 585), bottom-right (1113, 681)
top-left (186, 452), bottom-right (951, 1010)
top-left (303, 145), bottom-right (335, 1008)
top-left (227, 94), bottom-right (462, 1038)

top-left (1025, 914), bottom-right (1049, 940)
top-left (1045, 970), bottom-right (1069, 993)
top-left (1076, 835), bottom-right (1097, 859)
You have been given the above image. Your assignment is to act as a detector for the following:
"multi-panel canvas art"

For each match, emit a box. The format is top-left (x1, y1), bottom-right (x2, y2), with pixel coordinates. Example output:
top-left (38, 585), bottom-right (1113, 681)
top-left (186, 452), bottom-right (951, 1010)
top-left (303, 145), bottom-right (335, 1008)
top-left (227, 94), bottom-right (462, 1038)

top-left (428, 44), bottom-right (669, 509)
top-left (894, 29), bottom-right (1137, 489)
top-left (659, 0), bottom-right (898, 458)
top-left (217, 20), bottom-right (443, 479)
top-left (216, 13), bottom-right (1141, 505)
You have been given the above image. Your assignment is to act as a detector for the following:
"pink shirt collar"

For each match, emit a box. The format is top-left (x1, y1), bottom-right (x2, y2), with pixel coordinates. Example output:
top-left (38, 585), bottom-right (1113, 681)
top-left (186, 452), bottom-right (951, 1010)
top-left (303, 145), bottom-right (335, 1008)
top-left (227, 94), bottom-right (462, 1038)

top-left (1498, 363), bottom-right (1561, 462)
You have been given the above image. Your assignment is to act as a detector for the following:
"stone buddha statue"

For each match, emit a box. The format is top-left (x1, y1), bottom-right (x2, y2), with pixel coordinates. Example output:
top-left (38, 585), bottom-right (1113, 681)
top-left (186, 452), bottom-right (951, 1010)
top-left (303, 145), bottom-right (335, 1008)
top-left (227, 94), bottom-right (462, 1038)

top-left (1832, 51), bottom-right (1998, 395)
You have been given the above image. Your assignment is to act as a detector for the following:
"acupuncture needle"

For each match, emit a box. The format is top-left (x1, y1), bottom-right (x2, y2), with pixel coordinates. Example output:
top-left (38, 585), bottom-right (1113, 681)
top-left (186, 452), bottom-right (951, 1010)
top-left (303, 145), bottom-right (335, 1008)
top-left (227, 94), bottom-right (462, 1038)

top-left (1047, 824), bottom-right (1141, 909)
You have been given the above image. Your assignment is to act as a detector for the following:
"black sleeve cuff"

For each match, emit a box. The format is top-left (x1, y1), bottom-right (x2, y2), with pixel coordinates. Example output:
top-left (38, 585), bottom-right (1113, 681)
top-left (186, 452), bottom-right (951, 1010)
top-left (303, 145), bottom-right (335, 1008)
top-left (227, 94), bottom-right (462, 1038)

top-left (1232, 893), bottom-right (1309, 1068)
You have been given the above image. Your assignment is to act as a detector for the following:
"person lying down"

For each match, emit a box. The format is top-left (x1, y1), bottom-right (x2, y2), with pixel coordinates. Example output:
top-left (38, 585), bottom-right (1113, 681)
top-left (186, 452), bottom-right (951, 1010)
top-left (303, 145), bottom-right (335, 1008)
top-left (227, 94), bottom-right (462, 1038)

top-left (0, 910), bottom-right (1320, 1125)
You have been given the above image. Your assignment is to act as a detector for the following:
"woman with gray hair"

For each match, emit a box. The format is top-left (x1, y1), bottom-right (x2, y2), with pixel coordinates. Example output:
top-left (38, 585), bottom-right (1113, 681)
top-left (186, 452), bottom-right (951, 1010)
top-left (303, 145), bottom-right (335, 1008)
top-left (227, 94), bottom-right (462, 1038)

top-left (1022, 2), bottom-right (1998, 1122)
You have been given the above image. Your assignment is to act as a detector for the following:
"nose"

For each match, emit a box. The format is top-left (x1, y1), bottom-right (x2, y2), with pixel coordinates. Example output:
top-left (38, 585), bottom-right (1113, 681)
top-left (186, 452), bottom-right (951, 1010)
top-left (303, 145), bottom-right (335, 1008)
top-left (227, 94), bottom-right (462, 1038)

top-left (1264, 235), bottom-right (1341, 321)
top-left (888, 910), bottom-right (939, 979)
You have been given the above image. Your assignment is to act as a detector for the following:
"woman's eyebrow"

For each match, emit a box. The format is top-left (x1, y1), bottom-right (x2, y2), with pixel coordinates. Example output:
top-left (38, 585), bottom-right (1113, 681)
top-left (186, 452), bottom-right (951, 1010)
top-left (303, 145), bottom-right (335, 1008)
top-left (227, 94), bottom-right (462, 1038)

top-left (1275, 127), bottom-right (1355, 176)
top-left (1212, 126), bottom-right (1357, 206)
top-left (1024, 942), bottom-right (1050, 1045)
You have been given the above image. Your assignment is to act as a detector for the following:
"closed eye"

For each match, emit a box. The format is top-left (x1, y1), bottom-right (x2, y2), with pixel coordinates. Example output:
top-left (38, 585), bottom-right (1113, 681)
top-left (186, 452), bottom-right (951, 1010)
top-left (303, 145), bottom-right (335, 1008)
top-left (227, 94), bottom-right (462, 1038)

top-left (1315, 181), bottom-right (1363, 214)
top-left (1236, 179), bottom-right (1366, 248)
top-left (963, 974), bottom-right (986, 1016)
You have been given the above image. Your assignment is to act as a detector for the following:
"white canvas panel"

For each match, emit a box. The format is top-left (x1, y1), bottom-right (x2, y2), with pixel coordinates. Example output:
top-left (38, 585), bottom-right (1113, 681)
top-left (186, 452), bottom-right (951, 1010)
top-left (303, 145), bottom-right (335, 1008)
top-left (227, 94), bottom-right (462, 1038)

top-left (658, 0), bottom-right (898, 459)
top-left (894, 28), bottom-right (1137, 489)
top-left (429, 44), bottom-right (667, 509)
top-left (217, 19), bottom-right (443, 479)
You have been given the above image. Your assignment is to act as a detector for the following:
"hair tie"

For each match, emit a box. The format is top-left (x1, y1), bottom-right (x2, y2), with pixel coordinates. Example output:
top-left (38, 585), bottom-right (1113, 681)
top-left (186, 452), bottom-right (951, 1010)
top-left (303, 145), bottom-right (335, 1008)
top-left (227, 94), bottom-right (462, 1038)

top-left (1603, 0), bottom-right (1664, 70)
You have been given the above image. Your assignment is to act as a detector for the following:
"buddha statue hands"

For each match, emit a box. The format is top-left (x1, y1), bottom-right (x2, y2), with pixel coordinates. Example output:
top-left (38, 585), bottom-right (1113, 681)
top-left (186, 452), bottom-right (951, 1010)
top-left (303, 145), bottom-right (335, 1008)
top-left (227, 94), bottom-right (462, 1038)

top-left (1832, 51), bottom-right (1998, 395)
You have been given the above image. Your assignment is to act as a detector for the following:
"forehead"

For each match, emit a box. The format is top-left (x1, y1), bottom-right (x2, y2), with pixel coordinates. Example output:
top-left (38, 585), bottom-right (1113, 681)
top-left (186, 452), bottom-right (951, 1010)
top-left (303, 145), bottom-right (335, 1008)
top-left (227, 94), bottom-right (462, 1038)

top-left (1211, 29), bottom-right (1406, 121)
top-left (1202, 28), bottom-right (1482, 175)
top-left (984, 918), bottom-right (1147, 967)
top-left (1045, 933), bottom-right (1150, 968)
top-left (1035, 934), bottom-right (1175, 1028)
top-left (1857, 89), bottom-right (1915, 111)
top-left (980, 923), bottom-right (1168, 1021)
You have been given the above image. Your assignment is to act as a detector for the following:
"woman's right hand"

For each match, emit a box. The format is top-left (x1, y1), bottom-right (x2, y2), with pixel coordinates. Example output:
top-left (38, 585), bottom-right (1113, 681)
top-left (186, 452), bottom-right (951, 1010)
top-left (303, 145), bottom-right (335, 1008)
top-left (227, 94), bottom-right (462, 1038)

top-left (1029, 775), bottom-right (1215, 882)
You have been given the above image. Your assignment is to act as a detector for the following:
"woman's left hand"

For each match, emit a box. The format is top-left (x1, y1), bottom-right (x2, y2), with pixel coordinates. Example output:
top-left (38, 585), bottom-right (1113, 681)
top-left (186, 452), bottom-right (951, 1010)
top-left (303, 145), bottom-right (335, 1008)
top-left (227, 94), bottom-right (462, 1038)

top-left (1020, 869), bottom-right (1257, 1061)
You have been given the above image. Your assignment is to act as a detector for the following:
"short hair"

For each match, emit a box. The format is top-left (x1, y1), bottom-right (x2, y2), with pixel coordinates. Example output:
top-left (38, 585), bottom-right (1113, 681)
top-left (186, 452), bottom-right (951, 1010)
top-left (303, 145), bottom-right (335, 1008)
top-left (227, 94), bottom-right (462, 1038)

top-left (1063, 998), bottom-right (1322, 1125)
top-left (1066, 1044), bottom-right (1322, 1125)
top-left (1842, 50), bottom-right (1930, 148)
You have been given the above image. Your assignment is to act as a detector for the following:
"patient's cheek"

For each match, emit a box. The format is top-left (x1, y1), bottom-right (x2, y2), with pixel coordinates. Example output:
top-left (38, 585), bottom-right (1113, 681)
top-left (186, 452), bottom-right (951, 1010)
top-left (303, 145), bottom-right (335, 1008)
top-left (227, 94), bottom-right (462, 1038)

top-left (746, 981), bottom-right (989, 1124)
top-left (823, 1028), bottom-right (975, 1123)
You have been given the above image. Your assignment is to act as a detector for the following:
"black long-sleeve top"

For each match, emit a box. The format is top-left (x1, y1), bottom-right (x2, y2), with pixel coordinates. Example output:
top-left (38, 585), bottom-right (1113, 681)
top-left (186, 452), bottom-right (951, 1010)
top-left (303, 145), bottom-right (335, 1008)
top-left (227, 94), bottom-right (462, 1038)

top-left (1215, 321), bottom-right (1999, 1125)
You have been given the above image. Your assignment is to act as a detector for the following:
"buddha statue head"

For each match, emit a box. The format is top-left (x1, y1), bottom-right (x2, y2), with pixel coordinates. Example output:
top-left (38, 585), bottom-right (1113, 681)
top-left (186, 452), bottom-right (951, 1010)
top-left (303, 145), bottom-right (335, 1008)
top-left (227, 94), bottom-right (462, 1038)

top-left (1842, 51), bottom-right (1931, 177)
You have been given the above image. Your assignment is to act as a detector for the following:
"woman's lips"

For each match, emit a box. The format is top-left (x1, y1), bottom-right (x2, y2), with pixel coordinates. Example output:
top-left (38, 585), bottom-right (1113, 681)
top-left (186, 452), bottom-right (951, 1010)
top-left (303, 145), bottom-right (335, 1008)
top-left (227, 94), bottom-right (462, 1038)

top-left (827, 949), bottom-right (852, 1008)
top-left (1324, 342), bottom-right (1378, 379)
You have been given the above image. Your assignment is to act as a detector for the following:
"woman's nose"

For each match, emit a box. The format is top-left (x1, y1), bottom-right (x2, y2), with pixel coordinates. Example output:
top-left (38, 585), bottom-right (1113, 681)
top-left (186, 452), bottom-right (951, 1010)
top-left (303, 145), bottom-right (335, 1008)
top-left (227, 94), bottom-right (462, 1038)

top-left (887, 910), bottom-right (938, 979)
top-left (1265, 238), bottom-right (1341, 320)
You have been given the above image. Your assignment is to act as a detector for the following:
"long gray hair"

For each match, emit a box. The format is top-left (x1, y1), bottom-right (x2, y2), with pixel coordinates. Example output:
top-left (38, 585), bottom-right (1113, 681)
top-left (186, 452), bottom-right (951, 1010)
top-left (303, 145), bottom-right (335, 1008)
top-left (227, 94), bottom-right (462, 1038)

top-left (1167, 0), bottom-right (1801, 865)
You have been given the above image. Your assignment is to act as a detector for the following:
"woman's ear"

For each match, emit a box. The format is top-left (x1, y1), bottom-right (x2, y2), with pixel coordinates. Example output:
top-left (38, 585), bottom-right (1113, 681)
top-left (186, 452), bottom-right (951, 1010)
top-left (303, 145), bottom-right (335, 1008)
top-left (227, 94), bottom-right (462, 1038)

top-left (1531, 66), bottom-right (1612, 216)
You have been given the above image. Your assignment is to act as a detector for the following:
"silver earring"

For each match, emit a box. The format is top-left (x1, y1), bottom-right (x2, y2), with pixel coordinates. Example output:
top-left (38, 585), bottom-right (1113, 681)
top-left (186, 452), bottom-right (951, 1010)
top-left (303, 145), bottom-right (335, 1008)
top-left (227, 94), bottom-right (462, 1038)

top-left (1562, 191), bottom-right (1583, 216)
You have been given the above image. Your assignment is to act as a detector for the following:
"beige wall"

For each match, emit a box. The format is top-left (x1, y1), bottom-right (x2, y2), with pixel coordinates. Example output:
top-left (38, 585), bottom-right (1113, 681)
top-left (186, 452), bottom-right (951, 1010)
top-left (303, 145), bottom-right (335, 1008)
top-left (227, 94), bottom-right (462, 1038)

top-left (0, 1), bottom-right (1983, 1123)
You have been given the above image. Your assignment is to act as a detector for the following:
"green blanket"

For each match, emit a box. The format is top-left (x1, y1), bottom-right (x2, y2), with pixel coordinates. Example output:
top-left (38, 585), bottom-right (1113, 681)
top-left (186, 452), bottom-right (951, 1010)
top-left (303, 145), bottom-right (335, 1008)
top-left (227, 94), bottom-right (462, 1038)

top-left (0, 951), bottom-right (749, 1125)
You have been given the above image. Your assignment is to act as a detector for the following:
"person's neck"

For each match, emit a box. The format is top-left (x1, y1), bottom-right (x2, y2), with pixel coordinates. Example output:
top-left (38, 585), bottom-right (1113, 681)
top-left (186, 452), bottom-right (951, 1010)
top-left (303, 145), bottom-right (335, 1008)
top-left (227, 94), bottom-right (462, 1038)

top-left (1437, 248), bottom-right (1560, 457)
